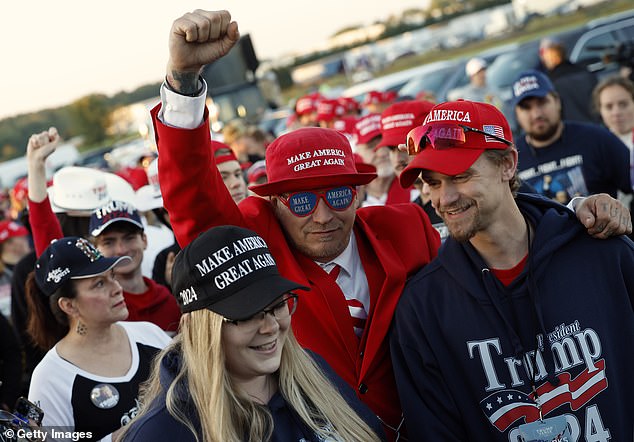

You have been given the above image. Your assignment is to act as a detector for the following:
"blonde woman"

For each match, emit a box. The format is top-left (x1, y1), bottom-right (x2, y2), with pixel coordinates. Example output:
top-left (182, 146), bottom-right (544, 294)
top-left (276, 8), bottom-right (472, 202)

top-left (119, 225), bottom-right (385, 442)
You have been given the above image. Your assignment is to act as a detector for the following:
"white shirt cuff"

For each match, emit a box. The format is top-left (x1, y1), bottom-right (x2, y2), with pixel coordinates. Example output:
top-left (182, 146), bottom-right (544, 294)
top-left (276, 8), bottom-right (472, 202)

top-left (158, 79), bottom-right (207, 129)
top-left (567, 196), bottom-right (585, 213)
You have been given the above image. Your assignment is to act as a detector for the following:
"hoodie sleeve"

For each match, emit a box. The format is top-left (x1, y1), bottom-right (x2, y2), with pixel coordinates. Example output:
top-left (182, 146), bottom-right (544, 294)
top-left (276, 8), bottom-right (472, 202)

top-left (390, 286), bottom-right (467, 441)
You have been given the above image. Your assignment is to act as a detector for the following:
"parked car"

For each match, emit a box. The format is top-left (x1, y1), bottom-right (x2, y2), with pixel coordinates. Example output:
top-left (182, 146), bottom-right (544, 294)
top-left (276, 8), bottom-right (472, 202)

top-left (489, 10), bottom-right (634, 98)
top-left (569, 10), bottom-right (634, 75)
top-left (396, 59), bottom-right (465, 102)
top-left (438, 42), bottom-right (524, 103)
top-left (341, 60), bottom-right (457, 104)
top-left (486, 10), bottom-right (634, 131)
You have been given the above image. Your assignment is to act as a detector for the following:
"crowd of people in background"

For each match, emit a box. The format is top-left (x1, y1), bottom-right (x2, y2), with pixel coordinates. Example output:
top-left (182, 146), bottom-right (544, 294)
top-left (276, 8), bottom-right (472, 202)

top-left (0, 7), bottom-right (632, 442)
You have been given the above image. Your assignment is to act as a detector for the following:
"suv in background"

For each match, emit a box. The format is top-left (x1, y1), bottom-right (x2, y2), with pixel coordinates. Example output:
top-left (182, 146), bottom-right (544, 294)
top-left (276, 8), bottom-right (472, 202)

top-left (486, 9), bottom-right (634, 131)
top-left (569, 10), bottom-right (634, 75)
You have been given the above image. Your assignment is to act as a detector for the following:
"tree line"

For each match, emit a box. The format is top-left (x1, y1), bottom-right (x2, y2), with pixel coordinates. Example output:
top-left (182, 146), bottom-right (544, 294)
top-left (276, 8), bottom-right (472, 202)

top-left (0, 82), bottom-right (161, 162)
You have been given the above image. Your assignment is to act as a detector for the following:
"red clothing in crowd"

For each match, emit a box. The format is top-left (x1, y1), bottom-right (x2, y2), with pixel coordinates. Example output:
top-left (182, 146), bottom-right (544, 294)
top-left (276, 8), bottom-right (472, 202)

top-left (115, 166), bottom-right (149, 191)
top-left (123, 277), bottom-right (180, 332)
top-left (386, 177), bottom-right (413, 205)
top-left (152, 105), bottom-right (441, 436)
top-left (28, 197), bottom-right (180, 333)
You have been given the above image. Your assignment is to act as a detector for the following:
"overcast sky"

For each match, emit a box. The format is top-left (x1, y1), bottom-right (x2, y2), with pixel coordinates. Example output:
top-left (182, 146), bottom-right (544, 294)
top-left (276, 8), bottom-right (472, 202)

top-left (1, 0), bottom-right (427, 119)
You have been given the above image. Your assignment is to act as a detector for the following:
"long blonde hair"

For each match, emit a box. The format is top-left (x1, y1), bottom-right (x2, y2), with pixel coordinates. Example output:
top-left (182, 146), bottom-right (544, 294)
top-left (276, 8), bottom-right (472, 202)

top-left (119, 310), bottom-right (382, 442)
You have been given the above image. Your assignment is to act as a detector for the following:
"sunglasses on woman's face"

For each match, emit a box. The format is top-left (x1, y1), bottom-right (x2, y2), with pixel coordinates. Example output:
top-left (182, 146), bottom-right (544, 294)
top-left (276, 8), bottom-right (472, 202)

top-left (277, 186), bottom-right (357, 217)
top-left (404, 123), bottom-right (513, 155)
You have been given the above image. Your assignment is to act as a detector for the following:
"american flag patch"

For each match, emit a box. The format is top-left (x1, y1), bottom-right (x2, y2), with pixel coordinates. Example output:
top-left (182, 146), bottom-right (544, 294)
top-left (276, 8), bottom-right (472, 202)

top-left (482, 125), bottom-right (505, 143)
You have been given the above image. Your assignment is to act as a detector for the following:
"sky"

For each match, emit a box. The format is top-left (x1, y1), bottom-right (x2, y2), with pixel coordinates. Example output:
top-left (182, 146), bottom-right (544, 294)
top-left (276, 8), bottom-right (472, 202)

top-left (1, 0), bottom-right (426, 120)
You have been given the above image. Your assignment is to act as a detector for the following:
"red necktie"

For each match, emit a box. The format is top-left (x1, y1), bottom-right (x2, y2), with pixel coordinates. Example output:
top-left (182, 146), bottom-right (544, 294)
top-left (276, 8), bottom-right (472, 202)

top-left (328, 264), bottom-right (367, 337)
top-left (328, 264), bottom-right (341, 280)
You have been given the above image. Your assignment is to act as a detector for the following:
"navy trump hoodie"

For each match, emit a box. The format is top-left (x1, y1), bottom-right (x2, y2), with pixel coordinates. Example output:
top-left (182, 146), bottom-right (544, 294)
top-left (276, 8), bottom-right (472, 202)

top-left (390, 193), bottom-right (634, 441)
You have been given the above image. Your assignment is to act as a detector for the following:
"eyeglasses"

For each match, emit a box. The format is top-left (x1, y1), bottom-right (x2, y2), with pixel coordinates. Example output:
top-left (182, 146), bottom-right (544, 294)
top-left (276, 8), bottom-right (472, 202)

top-left (223, 294), bottom-right (298, 331)
top-left (277, 186), bottom-right (356, 217)
top-left (404, 123), bottom-right (513, 155)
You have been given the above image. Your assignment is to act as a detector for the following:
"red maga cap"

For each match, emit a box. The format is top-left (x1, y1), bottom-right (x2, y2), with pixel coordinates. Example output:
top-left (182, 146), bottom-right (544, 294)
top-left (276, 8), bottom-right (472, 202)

top-left (295, 92), bottom-right (323, 116)
top-left (353, 113), bottom-right (382, 145)
top-left (377, 100), bottom-right (435, 149)
top-left (400, 100), bottom-right (513, 188)
top-left (316, 99), bottom-right (345, 123)
top-left (333, 115), bottom-right (358, 137)
top-left (0, 220), bottom-right (28, 243)
top-left (362, 90), bottom-right (397, 107)
top-left (249, 127), bottom-right (377, 196)
top-left (211, 140), bottom-right (239, 164)
top-left (338, 96), bottom-right (360, 114)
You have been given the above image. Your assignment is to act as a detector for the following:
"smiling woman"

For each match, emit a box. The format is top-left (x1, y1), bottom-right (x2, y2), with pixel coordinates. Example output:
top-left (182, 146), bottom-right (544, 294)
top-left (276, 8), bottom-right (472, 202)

top-left (118, 225), bottom-right (385, 442)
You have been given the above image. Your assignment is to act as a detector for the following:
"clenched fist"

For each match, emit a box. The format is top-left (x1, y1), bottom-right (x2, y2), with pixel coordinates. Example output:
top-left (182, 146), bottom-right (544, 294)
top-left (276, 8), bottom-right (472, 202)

top-left (167, 9), bottom-right (240, 94)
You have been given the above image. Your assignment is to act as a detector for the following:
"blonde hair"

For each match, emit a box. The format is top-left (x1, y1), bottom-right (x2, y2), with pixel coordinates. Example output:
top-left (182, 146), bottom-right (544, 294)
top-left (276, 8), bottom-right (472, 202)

top-left (119, 310), bottom-right (382, 442)
top-left (222, 120), bottom-right (247, 146)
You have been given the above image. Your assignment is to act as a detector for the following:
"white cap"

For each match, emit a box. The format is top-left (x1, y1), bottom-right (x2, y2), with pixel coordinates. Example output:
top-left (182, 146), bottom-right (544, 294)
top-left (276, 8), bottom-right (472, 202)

top-left (134, 158), bottom-right (163, 211)
top-left (50, 167), bottom-right (109, 213)
top-left (48, 167), bottom-right (136, 214)
top-left (465, 57), bottom-right (487, 77)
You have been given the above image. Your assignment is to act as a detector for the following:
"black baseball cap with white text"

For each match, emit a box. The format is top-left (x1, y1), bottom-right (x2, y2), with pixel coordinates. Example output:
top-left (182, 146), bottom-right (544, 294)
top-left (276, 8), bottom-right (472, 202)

top-left (171, 225), bottom-right (308, 319)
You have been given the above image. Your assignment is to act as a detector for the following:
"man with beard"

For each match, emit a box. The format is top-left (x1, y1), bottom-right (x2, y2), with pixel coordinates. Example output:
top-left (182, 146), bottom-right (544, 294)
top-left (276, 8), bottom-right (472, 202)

top-left (149, 10), bottom-right (631, 440)
top-left (513, 70), bottom-right (631, 204)
top-left (391, 99), bottom-right (634, 440)
top-left (150, 10), bottom-right (442, 440)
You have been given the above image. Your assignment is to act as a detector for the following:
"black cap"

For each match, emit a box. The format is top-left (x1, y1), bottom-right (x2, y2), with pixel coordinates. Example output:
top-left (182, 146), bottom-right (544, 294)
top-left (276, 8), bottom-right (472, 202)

top-left (171, 225), bottom-right (308, 319)
top-left (35, 237), bottom-right (131, 297)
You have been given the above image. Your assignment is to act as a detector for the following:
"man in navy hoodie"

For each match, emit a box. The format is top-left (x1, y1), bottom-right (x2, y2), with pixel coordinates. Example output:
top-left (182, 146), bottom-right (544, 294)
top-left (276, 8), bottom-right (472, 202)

top-left (391, 99), bottom-right (634, 441)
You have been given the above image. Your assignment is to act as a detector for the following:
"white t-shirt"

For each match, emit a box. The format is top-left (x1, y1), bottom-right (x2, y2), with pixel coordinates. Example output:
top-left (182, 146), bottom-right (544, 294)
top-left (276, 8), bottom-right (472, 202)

top-left (28, 321), bottom-right (171, 441)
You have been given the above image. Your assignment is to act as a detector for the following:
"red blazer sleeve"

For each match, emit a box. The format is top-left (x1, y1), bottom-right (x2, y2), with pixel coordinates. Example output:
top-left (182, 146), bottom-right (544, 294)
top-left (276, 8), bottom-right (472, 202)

top-left (151, 104), bottom-right (245, 248)
top-left (27, 196), bottom-right (63, 258)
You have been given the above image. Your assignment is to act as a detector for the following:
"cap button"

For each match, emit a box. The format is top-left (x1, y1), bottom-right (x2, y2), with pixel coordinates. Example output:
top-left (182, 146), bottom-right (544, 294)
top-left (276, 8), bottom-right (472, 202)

top-left (358, 383), bottom-right (368, 394)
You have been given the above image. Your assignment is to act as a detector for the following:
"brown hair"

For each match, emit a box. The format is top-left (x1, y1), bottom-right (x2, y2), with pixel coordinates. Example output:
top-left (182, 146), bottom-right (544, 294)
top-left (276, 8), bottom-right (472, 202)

top-left (25, 272), bottom-right (77, 350)
top-left (592, 75), bottom-right (634, 114)
top-left (483, 147), bottom-right (522, 195)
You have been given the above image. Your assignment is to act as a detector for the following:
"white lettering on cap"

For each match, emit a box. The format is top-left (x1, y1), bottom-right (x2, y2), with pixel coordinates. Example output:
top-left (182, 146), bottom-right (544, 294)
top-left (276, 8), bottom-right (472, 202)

top-left (93, 200), bottom-right (136, 220)
top-left (288, 148), bottom-right (347, 173)
top-left (180, 286), bottom-right (198, 305)
top-left (47, 267), bottom-right (70, 283)
top-left (233, 235), bottom-right (268, 256)
top-left (195, 246), bottom-right (234, 276)
top-left (214, 258), bottom-right (254, 289)
top-left (513, 76), bottom-right (539, 97)
top-left (423, 110), bottom-right (472, 125)
top-left (381, 112), bottom-right (415, 130)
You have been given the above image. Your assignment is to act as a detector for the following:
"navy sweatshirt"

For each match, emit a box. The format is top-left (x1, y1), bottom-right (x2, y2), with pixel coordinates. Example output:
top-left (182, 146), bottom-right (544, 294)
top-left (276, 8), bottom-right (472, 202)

top-left (122, 348), bottom-right (385, 441)
top-left (390, 193), bottom-right (634, 441)
top-left (516, 121), bottom-right (631, 202)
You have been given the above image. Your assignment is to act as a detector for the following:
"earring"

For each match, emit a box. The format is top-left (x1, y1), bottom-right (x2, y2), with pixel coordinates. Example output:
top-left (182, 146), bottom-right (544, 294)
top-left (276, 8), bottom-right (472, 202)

top-left (76, 321), bottom-right (87, 336)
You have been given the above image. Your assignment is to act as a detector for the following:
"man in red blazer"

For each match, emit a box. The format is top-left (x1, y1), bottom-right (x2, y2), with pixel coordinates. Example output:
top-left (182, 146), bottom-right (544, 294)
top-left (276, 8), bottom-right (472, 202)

top-left (151, 10), bottom-right (631, 440)
top-left (152, 11), bottom-right (439, 439)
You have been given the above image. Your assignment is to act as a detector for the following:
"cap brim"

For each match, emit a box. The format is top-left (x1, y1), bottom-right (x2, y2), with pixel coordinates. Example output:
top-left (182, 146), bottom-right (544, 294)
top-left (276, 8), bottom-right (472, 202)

top-left (71, 255), bottom-right (132, 280)
top-left (249, 172), bottom-right (377, 196)
top-left (514, 89), bottom-right (550, 108)
top-left (400, 148), bottom-right (485, 188)
top-left (91, 217), bottom-right (145, 237)
top-left (135, 185), bottom-right (164, 212)
top-left (209, 274), bottom-right (309, 320)
top-left (376, 133), bottom-right (404, 149)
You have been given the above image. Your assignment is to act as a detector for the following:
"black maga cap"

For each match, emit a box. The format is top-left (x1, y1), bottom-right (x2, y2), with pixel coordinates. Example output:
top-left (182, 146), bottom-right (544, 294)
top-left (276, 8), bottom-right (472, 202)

top-left (171, 225), bottom-right (308, 319)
